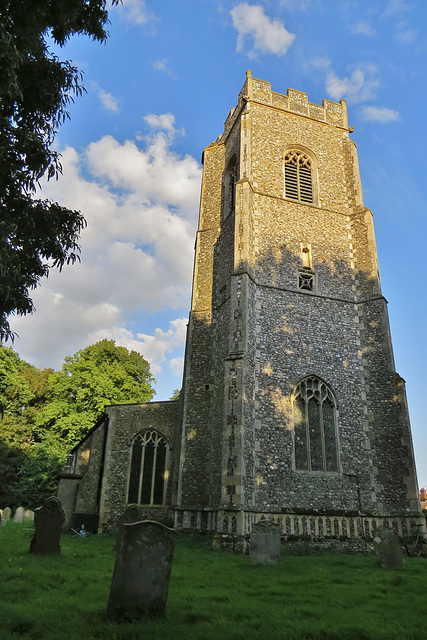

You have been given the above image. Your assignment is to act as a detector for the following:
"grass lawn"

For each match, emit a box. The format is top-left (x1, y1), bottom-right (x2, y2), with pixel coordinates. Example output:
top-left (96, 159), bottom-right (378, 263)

top-left (1, 522), bottom-right (426, 639)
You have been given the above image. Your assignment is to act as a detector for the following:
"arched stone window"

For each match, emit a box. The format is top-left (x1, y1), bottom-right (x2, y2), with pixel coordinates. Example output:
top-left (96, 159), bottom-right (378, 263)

top-left (127, 430), bottom-right (169, 505)
top-left (293, 376), bottom-right (338, 472)
top-left (284, 149), bottom-right (314, 204)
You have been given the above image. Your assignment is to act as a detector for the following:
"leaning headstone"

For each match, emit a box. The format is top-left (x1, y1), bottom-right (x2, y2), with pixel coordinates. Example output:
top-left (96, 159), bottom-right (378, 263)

top-left (2, 507), bottom-right (11, 525)
top-left (107, 520), bottom-right (174, 621)
top-left (250, 520), bottom-right (281, 566)
top-left (29, 497), bottom-right (65, 555)
top-left (24, 510), bottom-right (34, 521)
top-left (113, 504), bottom-right (144, 552)
top-left (14, 506), bottom-right (24, 523)
top-left (373, 526), bottom-right (404, 569)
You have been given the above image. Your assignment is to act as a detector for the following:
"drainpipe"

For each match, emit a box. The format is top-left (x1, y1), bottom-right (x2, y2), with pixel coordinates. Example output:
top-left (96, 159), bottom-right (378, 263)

top-left (344, 473), bottom-right (368, 550)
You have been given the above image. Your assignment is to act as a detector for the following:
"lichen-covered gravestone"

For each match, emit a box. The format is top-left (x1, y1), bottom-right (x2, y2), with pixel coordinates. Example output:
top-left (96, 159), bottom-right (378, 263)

top-left (113, 504), bottom-right (144, 553)
top-left (250, 520), bottom-right (281, 566)
top-left (2, 507), bottom-right (11, 525)
top-left (373, 527), bottom-right (404, 569)
top-left (23, 510), bottom-right (34, 521)
top-left (107, 520), bottom-right (175, 621)
top-left (30, 497), bottom-right (65, 555)
top-left (13, 506), bottom-right (24, 523)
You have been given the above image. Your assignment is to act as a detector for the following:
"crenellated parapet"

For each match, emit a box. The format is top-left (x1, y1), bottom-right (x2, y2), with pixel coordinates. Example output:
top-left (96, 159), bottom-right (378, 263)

top-left (223, 69), bottom-right (348, 139)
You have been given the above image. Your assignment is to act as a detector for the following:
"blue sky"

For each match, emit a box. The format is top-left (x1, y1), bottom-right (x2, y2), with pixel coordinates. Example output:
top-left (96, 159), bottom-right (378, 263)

top-left (9, 0), bottom-right (427, 488)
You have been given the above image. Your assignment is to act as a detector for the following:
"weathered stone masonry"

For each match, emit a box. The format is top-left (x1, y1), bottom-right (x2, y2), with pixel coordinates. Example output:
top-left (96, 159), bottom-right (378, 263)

top-left (58, 72), bottom-right (422, 549)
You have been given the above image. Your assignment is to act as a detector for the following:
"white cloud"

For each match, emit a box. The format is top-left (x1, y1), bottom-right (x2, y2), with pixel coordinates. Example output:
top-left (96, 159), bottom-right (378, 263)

top-left (143, 113), bottom-right (183, 138)
top-left (326, 65), bottom-right (379, 103)
top-left (395, 26), bottom-right (418, 44)
top-left (97, 88), bottom-right (120, 112)
top-left (352, 21), bottom-right (375, 36)
top-left (10, 117), bottom-right (201, 381)
top-left (169, 356), bottom-right (184, 376)
top-left (360, 105), bottom-right (400, 123)
top-left (87, 318), bottom-right (187, 377)
top-left (153, 58), bottom-right (176, 79)
top-left (381, 0), bottom-right (411, 18)
top-left (311, 57), bottom-right (331, 70)
top-left (230, 3), bottom-right (295, 57)
top-left (115, 0), bottom-right (156, 25)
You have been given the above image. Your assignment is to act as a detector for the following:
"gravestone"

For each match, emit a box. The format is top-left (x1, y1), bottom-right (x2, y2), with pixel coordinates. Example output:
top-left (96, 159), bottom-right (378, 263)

top-left (14, 506), bottom-right (24, 523)
top-left (24, 510), bottom-right (34, 521)
top-left (113, 504), bottom-right (144, 553)
top-left (2, 507), bottom-right (11, 525)
top-left (30, 497), bottom-right (65, 555)
top-left (107, 520), bottom-right (174, 621)
top-left (373, 527), bottom-right (404, 569)
top-left (0, 509), bottom-right (2, 525)
top-left (250, 520), bottom-right (281, 566)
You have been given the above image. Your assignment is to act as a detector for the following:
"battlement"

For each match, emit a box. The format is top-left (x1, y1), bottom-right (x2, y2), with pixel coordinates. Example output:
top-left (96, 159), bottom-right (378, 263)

top-left (223, 70), bottom-right (348, 138)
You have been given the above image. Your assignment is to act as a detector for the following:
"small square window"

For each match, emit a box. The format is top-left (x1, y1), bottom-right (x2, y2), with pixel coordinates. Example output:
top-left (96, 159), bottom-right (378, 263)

top-left (298, 271), bottom-right (315, 292)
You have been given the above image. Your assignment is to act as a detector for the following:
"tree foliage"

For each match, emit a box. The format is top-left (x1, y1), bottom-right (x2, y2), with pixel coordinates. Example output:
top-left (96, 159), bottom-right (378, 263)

top-left (0, 340), bottom-right (155, 509)
top-left (0, 0), bottom-right (118, 341)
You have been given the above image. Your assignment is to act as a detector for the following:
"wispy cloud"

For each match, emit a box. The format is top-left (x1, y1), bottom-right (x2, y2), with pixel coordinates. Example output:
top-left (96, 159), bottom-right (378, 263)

top-left (114, 0), bottom-right (157, 25)
top-left (395, 25), bottom-right (418, 44)
top-left (352, 20), bottom-right (375, 36)
top-left (153, 58), bottom-right (177, 79)
top-left (381, 0), bottom-right (411, 19)
top-left (230, 3), bottom-right (295, 57)
top-left (326, 65), bottom-right (379, 103)
top-left (97, 88), bottom-right (120, 112)
top-left (360, 105), bottom-right (399, 123)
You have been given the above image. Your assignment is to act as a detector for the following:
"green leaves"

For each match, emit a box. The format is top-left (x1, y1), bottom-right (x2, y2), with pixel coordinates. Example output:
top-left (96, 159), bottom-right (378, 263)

top-left (0, 1), bottom-right (117, 341)
top-left (0, 340), bottom-right (155, 508)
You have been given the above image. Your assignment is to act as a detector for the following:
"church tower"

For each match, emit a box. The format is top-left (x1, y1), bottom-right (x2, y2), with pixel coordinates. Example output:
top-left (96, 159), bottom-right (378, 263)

top-left (175, 71), bottom-right (421, 547)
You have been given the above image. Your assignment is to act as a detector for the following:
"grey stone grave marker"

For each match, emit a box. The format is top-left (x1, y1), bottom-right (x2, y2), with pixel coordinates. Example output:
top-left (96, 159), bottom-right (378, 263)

top-left (14, 506), bottom-right (24, 523)
top-left (373, 526), bottom-right (404, 569)
top-left (107, 520), bottom-right (174, 621)
top-left (250, 520), bottom-right (281, 566)
top-left (30, 497), bottom-right (65, 555)
top-left (2, 507), bottom-right (11, 525)
top-left (24, 510), bottom-right (34, 521)
top-left (113, 504), bottom-right (144, 552)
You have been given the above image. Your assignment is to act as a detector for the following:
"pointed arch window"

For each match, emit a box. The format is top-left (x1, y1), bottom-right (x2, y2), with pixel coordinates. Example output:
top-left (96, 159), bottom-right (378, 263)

top-left (284, 150), bottom-right (314, 203)
top-left (127, 430), bottom-right (169, 505)
top-left (293, 377), bottom-right (338, 472)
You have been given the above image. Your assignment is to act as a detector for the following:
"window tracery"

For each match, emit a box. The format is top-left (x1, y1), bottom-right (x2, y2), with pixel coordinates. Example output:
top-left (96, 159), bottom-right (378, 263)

top-left (127, 430), bottom-right (168, 505)
top-left (284, 150), bottom-right (314, 203)
top-left (293, 377), bottom-right (338, 472)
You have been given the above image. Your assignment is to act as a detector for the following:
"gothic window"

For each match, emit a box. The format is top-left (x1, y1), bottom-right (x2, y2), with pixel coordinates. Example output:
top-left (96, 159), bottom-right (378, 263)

top-left (284, 150), bottom-right (313, 203)
top-left (293, 377), bottom-right (338, 472)
top-left (127, 430), bottom-right (168, 505)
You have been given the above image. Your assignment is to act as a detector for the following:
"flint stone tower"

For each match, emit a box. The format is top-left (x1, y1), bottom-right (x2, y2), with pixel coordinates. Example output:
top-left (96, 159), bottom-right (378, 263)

top-left (58, 72), bottom-right (422, 549)
top-left (174, 70), bottom-right (421, 545)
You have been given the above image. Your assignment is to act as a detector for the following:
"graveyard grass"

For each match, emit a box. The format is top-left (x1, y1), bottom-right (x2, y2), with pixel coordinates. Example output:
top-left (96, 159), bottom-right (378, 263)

top-left (1, 523), bottom-right (427, 639)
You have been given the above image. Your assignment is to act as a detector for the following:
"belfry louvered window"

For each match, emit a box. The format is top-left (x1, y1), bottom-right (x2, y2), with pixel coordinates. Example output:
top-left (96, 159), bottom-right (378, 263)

top-left (284, 150), bottom-right (313, 203)
top-left (127, 430), bottom-right (168, 505)
top-left (293, 377), bottom-right (338, 472)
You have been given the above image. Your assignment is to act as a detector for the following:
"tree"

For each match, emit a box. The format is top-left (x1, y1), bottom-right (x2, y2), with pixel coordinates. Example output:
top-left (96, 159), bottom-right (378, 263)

top-left (0, 345), bottom-right (55, 507)
top-left (0, 340), bottom-right (155, 508)
top-left (0, 0), bottom-right (119, 341)
top-left (36, 339), bottom-right (156, 446)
